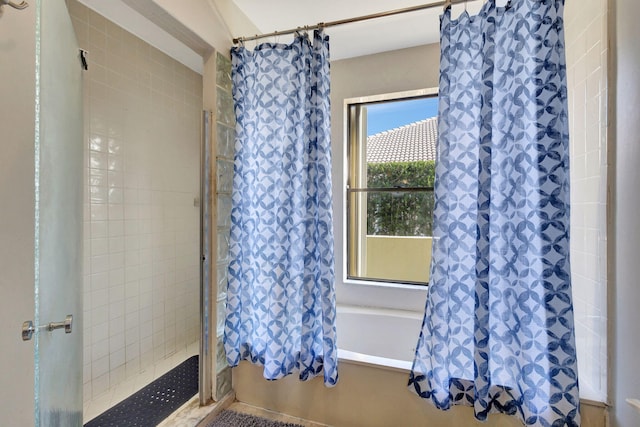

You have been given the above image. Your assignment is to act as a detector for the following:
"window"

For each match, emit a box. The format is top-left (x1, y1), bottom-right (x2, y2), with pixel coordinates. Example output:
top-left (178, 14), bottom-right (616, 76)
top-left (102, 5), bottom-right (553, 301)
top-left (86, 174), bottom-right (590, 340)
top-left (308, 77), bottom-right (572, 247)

top-left (345, 89), bottom-right (438, 286)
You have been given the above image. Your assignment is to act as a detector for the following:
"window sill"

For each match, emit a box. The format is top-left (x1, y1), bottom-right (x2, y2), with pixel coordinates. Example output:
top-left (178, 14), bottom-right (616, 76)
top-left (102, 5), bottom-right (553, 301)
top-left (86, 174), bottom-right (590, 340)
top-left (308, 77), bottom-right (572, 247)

top-left (343, 277), bottom-right (428, 291)
top-left (337, 277), bottom-right (429, 312)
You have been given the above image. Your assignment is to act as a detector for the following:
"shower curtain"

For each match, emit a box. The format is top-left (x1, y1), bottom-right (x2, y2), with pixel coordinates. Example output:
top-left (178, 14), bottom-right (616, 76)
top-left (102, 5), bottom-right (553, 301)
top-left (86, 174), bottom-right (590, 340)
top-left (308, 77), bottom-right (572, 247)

top-left (224, 30), bottom-right (338, 386)
top-left (409, 0), bottom-right (580, 425)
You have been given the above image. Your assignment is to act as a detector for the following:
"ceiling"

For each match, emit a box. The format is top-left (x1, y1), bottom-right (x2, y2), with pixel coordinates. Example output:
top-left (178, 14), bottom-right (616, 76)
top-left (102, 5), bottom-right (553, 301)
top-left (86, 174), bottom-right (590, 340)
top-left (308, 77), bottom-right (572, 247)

top-left (230, 0), bottom-right (443, 60)
top-left (230, 0), bottom-right (483, 60)
top-left (76, 0), bottom-right (487, 73)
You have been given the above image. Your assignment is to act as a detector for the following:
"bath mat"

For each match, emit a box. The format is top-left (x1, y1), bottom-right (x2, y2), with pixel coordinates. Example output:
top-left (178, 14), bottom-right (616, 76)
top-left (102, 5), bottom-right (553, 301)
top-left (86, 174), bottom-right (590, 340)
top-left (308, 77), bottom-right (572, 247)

top-left (84, 355), bottom-right (198, 427)
top-left (206, 410), bottom-right (305, 427)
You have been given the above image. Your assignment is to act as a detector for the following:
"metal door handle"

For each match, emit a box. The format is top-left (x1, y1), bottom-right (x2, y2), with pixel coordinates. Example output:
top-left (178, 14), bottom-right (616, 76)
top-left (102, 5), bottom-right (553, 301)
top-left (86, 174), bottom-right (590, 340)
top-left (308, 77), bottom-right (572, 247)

top-left (22, 315), bottom-right (73, 341)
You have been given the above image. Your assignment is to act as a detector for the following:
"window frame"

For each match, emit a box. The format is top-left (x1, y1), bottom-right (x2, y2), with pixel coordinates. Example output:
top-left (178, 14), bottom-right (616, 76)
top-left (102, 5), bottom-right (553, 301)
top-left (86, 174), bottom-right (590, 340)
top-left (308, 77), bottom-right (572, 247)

top-left (343, 87), bottom-right (439, 288)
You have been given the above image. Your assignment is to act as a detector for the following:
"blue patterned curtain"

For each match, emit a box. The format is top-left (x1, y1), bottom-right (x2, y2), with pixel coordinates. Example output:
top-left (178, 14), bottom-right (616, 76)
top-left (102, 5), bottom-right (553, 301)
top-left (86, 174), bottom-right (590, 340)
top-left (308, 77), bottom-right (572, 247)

top-left (224, 31), bottom-right (338, 386)
top-left (409, 0), bottom-right (580, 425)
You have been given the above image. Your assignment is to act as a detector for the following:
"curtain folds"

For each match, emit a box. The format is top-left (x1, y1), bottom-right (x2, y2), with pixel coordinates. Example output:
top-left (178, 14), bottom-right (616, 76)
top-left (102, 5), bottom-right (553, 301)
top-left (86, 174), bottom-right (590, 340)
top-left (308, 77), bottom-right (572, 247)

top-left (409, 0), bottom-right (580, 425)
top-left (224, 31), bottom-right (338, 386)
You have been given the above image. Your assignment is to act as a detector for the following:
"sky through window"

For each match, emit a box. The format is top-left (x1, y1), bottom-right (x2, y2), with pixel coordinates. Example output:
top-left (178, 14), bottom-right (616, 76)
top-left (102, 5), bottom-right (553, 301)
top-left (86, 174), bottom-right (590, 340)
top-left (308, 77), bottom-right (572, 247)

top-left (366, 97), bottom-right (439, 136)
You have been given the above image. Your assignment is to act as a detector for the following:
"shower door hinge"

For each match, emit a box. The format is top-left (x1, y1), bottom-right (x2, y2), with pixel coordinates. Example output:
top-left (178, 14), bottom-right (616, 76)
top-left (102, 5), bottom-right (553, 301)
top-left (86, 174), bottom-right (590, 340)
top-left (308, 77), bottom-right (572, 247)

top-left (22, 315), bottom-right (73, 341)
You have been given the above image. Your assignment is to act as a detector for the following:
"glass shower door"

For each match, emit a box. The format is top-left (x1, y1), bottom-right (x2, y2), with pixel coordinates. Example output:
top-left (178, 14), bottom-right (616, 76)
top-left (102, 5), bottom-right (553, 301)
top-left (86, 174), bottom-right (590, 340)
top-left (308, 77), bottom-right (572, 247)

top-left (33, 0), bottom-right (83, 424)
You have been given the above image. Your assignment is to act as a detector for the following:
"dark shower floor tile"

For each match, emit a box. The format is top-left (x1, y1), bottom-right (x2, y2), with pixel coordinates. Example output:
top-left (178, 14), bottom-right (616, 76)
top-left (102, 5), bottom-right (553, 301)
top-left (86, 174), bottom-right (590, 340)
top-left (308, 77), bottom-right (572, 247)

top-left (84, 355), bottom-right (198, 427)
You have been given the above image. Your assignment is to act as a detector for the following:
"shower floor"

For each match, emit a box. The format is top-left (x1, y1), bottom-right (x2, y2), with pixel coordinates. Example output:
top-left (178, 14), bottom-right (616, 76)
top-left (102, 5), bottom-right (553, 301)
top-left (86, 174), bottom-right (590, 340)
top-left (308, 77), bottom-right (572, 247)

top-left (83, 342), bottom-right (199, 423)
top-left (84, 354), bottom-right (198, 427)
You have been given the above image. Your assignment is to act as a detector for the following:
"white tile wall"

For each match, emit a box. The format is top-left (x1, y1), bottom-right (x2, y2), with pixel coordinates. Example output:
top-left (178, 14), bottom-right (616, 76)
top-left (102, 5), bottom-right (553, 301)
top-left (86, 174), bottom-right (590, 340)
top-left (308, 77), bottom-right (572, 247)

top-left (67, 0), bottom-right (203, 419)
top-left (565, 0), bottom-right (608, 402)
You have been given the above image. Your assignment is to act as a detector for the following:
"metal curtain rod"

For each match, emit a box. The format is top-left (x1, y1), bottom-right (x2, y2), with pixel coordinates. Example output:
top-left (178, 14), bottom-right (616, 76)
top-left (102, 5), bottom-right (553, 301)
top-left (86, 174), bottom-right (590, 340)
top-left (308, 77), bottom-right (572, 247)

top-left (232, 0), bottom-right (479, 44)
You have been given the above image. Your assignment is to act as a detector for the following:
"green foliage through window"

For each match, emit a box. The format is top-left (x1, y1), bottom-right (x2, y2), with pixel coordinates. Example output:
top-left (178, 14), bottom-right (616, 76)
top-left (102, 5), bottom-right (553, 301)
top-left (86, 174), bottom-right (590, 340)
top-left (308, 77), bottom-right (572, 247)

top-left (366, 160), bottom-right (436, 236)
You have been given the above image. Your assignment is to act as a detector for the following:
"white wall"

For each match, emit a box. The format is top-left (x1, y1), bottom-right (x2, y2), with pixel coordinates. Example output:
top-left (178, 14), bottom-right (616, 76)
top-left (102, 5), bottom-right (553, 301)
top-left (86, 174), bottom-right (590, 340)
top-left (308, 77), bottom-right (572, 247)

top-left (565, 0), bottom-right (609, 402)
top-left (612, 0), bottom-right (640, 425)
top-left (0, 5), bottom-right (37, 427)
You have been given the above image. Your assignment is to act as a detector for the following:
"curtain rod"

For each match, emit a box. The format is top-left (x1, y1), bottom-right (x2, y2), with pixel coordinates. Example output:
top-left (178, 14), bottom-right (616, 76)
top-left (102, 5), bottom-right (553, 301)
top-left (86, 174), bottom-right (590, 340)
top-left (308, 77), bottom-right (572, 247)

top-left (232, 0), bottom-right (478, 45)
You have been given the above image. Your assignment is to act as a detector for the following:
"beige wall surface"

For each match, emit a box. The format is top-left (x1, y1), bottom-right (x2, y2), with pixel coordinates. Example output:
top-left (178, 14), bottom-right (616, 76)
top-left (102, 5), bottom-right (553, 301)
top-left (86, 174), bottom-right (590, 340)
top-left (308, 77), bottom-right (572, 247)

top-left (0, 5), bottom-right (37, 427)
top-left (234, 361), bottom-right (607, 427)
top-left (365, 236), bottom-right (432, 283)
top-left (612, 0), bottom-right (640, 425)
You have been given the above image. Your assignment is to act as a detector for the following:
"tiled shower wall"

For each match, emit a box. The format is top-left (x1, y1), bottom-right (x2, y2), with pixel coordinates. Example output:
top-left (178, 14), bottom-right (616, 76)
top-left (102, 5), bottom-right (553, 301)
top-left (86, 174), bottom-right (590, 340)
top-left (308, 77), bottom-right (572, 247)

top-left (67, 0), bottom-right (203, 415)
top-left (565, 0), bottom-right (608, 402)
top-left (214, 52), bottom-right (234, 398)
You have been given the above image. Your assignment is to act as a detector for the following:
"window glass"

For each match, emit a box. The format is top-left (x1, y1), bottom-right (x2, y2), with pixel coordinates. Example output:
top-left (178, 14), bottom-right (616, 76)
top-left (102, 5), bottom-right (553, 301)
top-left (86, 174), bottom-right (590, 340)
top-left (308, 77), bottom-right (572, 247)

top-left (346, 92), bottom-right (438, 285)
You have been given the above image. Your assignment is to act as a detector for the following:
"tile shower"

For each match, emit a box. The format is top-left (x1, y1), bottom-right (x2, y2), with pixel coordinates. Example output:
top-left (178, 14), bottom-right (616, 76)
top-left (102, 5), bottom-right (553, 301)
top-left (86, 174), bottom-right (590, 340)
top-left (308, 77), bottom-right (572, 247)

top-left (565, 0), bottom-right (608, 402)
top-left (67, 1), bottom-right (203, 420)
